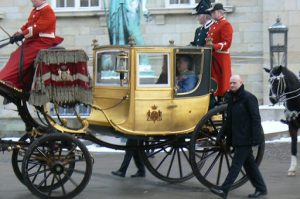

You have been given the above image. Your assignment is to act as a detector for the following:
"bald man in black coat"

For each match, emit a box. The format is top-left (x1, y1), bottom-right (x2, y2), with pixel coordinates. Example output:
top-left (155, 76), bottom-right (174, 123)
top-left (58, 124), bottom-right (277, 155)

top-left (211, 75), bottom-right (267, 199)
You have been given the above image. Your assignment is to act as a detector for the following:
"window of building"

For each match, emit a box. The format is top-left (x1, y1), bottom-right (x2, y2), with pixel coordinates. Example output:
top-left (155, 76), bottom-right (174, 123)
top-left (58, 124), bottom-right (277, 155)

top-left (165, 0), bottom-right (216, 8)
top-left (51, 0), bottom-right (101, 11)
top-left (137, 53), bottom-right (170, 87)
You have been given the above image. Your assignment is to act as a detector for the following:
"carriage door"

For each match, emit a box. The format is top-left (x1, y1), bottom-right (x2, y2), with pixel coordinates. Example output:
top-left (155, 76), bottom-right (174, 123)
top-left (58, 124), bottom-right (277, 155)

top-left (171, 48), bottom-right (211, 132)
top-left (133, 49), bottom-right (173, 133)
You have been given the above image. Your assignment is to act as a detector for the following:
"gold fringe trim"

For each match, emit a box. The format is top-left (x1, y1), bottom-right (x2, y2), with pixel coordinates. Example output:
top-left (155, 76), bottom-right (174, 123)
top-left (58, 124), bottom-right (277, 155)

top-left (29, 86), bottom-right (92, 106)
top-left (34, 49), bottom-right (89, 65)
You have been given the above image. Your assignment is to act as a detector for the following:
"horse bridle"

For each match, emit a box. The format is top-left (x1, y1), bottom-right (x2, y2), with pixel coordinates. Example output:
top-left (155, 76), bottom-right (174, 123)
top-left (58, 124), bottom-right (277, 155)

top-left (269, 72), bottom-right (300, 103)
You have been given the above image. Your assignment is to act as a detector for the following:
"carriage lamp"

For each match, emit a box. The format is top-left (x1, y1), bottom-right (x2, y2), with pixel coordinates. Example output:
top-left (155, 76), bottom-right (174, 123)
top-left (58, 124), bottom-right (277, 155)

top-left (116, 51), bottom-right (128, 73)
top-left (268, 17), bottom-right (288, 68)
top-left (116, 51), bottom-right (129, 86)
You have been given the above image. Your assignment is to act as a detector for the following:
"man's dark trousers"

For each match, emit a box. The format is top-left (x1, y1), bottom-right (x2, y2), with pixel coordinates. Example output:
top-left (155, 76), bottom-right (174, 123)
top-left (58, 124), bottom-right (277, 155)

top-left (221, 146), bottom-right (267, 193)
top-left (119, 139), bottom-right (145, 174)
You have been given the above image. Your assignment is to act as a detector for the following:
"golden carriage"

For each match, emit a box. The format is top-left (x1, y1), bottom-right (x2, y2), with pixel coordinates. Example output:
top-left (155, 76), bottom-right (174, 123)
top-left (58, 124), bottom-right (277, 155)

top-left (0, 42), bottom-right (265, 199)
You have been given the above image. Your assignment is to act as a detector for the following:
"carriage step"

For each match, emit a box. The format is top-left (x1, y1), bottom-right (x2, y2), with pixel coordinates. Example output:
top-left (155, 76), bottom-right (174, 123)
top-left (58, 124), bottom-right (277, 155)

top-left (0, 139), bottom-right (21, 152)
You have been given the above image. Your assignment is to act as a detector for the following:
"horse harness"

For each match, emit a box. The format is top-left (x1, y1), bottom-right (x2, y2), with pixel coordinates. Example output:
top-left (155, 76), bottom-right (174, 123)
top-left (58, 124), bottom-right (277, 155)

top-left (269, 71), bottom-right (300, 125)
top-left (269, 72), bottom-right (300, 102)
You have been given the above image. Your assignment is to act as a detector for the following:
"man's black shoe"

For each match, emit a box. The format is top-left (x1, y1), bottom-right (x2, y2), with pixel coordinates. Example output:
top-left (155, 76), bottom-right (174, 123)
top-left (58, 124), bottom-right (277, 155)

top-left (248, 191), bottom-right (267, 198)
top-left (280, 119), bottom-right (288, 124)
top-left (130, 172), bottom-right (145, 178)
top-left (111, 170), bottom-right (125, 177)
top-left (210, 187), bottom-right (227, 199)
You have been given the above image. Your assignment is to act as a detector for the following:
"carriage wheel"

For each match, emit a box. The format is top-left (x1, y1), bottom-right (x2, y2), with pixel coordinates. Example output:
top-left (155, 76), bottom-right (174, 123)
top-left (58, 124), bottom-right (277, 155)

top-left (190, 104), bottom-right (265, 190)
top-left (22, 133), bottom-right (93, 199)
top-left (12, 134), bottom-right (33, 184)
top-left (140, 137), bottom-right (194, 183)
top-left (13, 134), bottom-right (76, 191)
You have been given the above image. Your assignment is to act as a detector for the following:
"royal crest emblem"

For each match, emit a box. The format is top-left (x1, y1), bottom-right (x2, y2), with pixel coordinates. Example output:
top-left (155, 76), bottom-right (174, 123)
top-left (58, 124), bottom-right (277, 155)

top-left (147, 105), bottom-right (162, 123)
top-left (58, 65), bottom-right (72, 81)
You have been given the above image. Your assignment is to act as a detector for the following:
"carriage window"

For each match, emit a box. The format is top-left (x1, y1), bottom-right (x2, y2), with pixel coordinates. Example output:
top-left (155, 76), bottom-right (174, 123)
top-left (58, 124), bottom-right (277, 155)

top-left (137, 53), bottom-right (170, 87)
top-left (96, 51), bottom-right (129, 87)
top-left (175, 54), bottom-right (201, 94)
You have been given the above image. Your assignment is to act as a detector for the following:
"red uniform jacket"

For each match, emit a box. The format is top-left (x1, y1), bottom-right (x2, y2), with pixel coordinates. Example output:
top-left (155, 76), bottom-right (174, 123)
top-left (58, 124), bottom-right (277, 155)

top-left (0, 3), bottom-right (63, 91)
top-left (206, 16), bottom-right (233, 97)
top-left (19, 3), bottom-right (57, 39)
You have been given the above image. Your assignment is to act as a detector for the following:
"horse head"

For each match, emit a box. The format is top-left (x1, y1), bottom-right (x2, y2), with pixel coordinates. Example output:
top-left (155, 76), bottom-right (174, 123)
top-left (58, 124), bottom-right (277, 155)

top-left (264, 65), bottom-right (286, 104)
top-left (264, 65), bottom-right (300, 105)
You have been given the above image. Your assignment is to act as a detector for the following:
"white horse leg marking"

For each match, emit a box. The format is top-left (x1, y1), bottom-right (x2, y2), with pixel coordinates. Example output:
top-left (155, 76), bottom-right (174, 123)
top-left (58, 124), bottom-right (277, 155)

top-left (287, 129), bottom-right (300, 176)
top-left (288, 155), bottom-right (297, 176)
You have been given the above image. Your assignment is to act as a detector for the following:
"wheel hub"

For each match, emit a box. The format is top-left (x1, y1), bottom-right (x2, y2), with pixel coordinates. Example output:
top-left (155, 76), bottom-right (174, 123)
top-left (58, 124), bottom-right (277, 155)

top-left (51, 161), bottom-right (65, 175)
top-left (218, 141), bottom-right (232, 153)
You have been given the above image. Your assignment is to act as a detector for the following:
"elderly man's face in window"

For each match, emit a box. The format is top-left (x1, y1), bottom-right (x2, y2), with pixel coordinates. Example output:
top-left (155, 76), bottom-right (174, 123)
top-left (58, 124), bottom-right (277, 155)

top-left (177, 58), bottom-right (189, 73)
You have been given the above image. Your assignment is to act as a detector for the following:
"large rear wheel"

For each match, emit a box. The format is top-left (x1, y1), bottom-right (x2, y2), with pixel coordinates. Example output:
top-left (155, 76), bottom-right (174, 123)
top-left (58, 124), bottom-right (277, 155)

top-left (190, 104), bottom-right (265, 190)
top-left (140, 137), bottom-right (194, 183)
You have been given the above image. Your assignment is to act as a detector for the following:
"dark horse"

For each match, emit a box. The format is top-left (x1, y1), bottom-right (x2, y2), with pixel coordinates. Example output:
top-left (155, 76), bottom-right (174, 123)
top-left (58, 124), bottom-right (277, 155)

top-left (264, 65), bottom-right (300, 176)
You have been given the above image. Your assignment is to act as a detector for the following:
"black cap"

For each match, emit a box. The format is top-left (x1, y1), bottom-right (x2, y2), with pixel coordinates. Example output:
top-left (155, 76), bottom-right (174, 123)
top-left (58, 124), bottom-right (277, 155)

top-left (206, 3), bottom-right (226, 12)
top-left (193, 0), bottom-right (212, 15)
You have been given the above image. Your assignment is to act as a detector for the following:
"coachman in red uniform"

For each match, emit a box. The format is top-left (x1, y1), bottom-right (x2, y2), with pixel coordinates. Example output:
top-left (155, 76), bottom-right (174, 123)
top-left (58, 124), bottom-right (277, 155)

top-left (0, 0), bottom-right (63, 91)
top-left (206, 3), bottom-right (233, 97)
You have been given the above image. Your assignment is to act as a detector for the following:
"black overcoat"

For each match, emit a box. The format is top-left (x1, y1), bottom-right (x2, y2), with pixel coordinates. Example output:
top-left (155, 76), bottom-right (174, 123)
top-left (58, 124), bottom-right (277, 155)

top-left (192, 26), bottom-right (209, 47)
top-left (225, 85), bottom-right (264, 146)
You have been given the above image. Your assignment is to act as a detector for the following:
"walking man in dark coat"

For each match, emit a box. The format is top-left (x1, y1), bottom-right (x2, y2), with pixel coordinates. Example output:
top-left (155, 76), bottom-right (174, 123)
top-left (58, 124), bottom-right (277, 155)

top-left (210, 75), bottom-right (267, 199)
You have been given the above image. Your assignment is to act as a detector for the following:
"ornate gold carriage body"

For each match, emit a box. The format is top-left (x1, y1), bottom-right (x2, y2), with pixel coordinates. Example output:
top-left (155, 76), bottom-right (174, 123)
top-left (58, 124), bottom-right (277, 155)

top-left (88, 45), bottom-right (212, 136)
top-left (0, 43), bottom-right (265, 199)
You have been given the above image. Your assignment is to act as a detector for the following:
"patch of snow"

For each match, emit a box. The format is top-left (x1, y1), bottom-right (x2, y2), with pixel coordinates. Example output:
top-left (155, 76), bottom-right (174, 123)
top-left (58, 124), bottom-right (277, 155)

top-left (86, 144), bottom-right (124, 153)
top-left (266, 136), bottom-right (294, 143)
top-left (262, 121), bottom-right (288, 134)
top-left (259, 104), bottom-right (285, 110)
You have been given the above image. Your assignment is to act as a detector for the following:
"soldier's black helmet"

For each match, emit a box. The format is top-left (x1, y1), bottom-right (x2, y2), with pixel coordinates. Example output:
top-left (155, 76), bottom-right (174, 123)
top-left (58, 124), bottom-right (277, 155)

top-left (193, 0), bottom-right (212, 15)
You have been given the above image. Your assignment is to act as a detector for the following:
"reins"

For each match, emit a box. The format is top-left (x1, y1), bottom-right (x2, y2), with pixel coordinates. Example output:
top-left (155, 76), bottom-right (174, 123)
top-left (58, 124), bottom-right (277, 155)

top-left (0, 37), bottom-right (10, 43)
top-left (0, 40), bottom-right (11, 49)
top-left (18, 42), bottom-right (26, 87)
top-left (0, 25), bottom-right (25, 87)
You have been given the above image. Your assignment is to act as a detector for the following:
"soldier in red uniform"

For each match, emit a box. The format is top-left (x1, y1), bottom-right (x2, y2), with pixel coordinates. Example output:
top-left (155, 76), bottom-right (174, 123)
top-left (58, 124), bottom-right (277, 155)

top-left (206, 3), bottom-right (233, 98)
top-left (0, 0), bottom-right (63, 91)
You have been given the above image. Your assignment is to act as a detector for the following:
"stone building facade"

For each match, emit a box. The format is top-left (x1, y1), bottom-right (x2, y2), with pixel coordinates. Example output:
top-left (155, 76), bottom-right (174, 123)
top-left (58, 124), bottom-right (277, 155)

top-left (0, 0), bottom-right (299, 105)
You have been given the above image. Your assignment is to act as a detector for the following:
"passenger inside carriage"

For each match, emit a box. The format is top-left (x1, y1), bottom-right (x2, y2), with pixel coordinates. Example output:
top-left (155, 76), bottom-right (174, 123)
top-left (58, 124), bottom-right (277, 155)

top-left (156, 55), bottom-right (168, 84)
top-left (176, 55), bottom-right (198, 93)
top-left (0, 0), bottom-right (63, 91)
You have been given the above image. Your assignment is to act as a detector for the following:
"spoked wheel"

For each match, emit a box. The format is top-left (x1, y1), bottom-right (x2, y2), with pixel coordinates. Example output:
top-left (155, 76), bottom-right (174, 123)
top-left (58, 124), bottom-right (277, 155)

top-left (17, 134), bottom-right (76, 192)
top-left (22, 133), bottom-right (93, 199)
top-left (140, 137), bottom-right (194, 183)
top-left (12, 134), bottom-right (34, 184)
top-left (190, 104), bottom-right (265, 190)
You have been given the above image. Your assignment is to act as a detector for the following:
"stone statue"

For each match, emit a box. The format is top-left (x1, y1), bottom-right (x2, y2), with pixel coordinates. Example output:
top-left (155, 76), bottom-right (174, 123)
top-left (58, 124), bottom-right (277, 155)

top-left (108, 0), bottom-right (149, 45)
